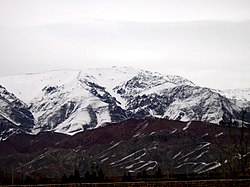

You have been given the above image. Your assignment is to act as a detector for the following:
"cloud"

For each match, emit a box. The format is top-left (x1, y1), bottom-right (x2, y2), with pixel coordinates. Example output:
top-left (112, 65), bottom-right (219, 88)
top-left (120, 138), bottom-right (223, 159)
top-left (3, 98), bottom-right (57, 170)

top-left (1, 0), bottom-right (250, 25)
top-left (0, 1), bottom-right (250, 89)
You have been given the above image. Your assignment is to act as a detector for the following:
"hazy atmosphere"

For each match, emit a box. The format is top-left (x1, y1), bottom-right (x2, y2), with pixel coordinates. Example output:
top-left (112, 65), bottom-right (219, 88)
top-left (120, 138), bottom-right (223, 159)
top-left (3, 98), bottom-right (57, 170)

top-left (0, 0), bottom-right (250, 89)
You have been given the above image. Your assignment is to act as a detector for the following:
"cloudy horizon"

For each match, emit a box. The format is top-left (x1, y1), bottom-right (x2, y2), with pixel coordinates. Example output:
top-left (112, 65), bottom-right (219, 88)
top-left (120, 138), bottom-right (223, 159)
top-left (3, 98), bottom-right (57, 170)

top-left (0, 0), bottom-right (250, 89)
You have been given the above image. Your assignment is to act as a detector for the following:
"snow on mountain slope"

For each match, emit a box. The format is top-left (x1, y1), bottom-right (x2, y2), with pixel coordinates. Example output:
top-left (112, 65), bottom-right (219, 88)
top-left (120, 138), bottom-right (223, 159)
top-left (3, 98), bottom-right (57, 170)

top-left (114, 70), bottom-right (195, 98)
top-left (0, 67), bottom-right (138, 135)
top-left (213, 88), bottom-right (250, 109)
top-left (122, 84), bottom-right (242, 123)
top-left (30, 76), bottom-right (114, 135)
top-left (82, 66), bottom-right (140, 109)
top-left (0, 67), bottom-right (248, 137)
top-left (216, 88), bottom-right (250, 102)
top-left (0, 70), bottom-right (80, 104)
top-left (0, 85), bottom-right (35, 140)
top-left (162, 86), bottom-right (240, 123)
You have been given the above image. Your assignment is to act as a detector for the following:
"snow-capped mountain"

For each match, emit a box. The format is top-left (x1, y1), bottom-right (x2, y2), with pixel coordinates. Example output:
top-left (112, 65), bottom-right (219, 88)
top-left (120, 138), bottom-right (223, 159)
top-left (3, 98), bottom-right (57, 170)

top-left (215, 88), bottom-right (250, 108)
top-left (216, 88), bottom-right (250, 101)
top-left (0, 67), bottom-right (249, 138)
top-left (0, 85), bottom-right (35, 140)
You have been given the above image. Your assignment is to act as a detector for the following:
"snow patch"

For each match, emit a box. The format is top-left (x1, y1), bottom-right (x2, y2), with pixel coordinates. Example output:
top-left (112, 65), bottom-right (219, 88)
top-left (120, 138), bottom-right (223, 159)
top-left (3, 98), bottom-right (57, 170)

top-left (173, 151), bottom-right (182, 159)
top-left (183, 121), bottom-right (191, 131)
top-left (215, 132), bottom-right (223, 138)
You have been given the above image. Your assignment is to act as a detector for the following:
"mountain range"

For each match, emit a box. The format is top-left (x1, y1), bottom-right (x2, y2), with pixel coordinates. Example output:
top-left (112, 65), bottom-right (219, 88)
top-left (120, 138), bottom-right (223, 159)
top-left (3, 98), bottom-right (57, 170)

top-left (0, 67), bottom-right (249, 140)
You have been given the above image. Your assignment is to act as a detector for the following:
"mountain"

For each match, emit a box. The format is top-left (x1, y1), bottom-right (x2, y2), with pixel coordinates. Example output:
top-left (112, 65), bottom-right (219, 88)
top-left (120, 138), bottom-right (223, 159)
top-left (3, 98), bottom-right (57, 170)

top-left (0, 67), bottom-right (249, 138)
top-left (215, 88), bottom-right (250, 108)
top-left (0, 118), bottom-right (247, 179)
top-left (0, 85), bottom-right (35, 140)
top-left (0, 118), bottom-right (227, 177)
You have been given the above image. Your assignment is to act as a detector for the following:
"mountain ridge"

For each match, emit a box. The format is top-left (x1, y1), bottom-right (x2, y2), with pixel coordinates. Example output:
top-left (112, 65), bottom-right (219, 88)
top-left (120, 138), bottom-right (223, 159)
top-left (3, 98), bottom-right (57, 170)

top-left (0, 118), bottom-right (246, 178)
top-left (0, 67), bottom-right (249, 139)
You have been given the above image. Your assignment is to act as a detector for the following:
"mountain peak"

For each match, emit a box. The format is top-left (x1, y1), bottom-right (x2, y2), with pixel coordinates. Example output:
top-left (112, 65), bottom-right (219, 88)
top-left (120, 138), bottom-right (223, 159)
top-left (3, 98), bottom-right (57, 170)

top-left (0, 67), bottom-right (249, 139)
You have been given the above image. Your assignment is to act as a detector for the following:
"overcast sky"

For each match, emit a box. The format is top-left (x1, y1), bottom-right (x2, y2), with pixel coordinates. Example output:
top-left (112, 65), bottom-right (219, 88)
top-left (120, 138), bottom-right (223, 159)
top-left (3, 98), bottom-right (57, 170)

top-left (0, 0), bottom-right (250, 89)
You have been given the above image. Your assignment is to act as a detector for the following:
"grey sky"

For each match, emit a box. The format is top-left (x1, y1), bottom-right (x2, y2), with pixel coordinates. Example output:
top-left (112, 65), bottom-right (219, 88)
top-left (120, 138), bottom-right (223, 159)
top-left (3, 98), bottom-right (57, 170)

top-left (0, 0), bottom-right (250, 89)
